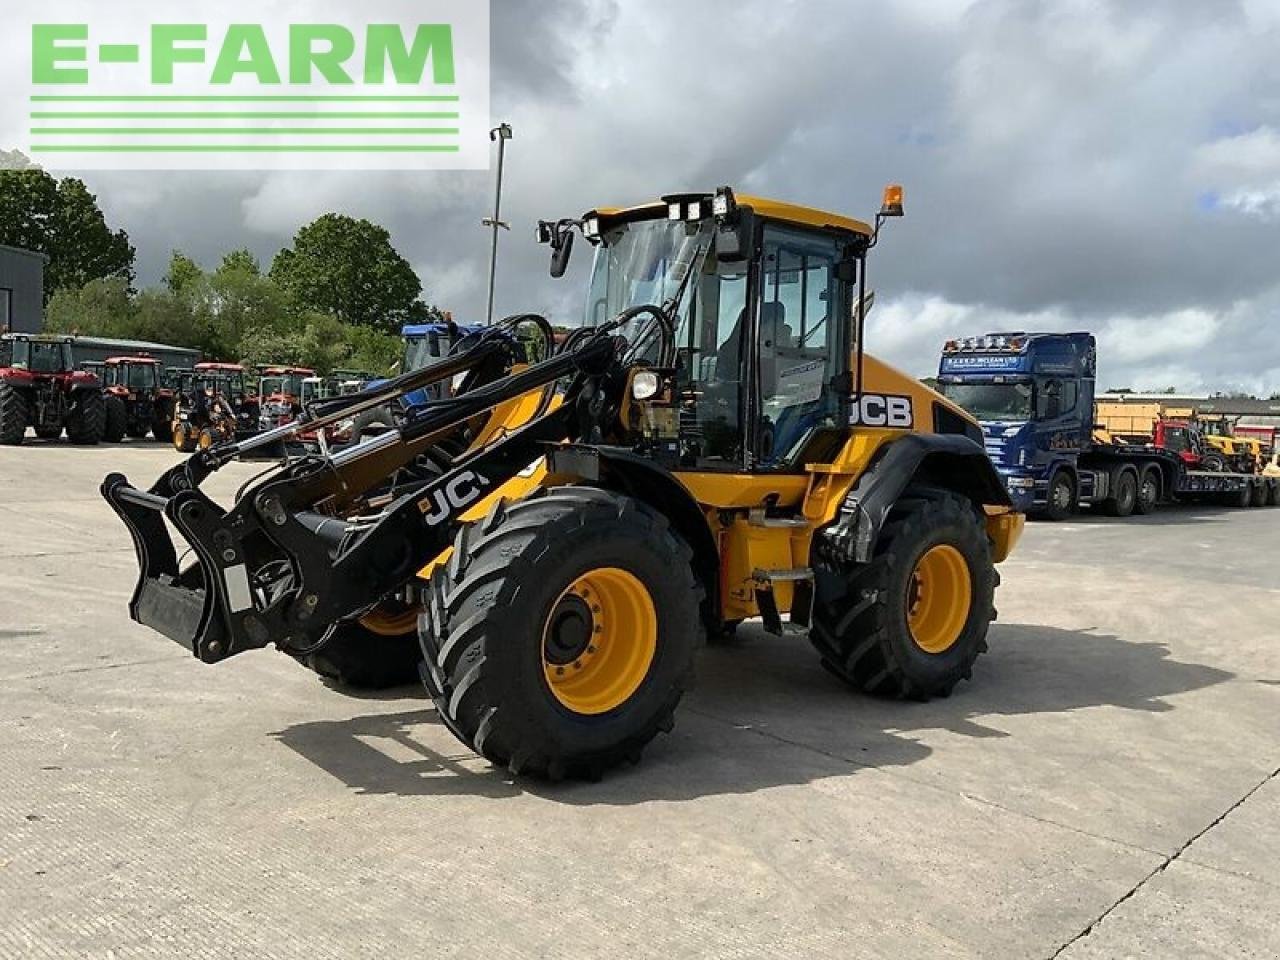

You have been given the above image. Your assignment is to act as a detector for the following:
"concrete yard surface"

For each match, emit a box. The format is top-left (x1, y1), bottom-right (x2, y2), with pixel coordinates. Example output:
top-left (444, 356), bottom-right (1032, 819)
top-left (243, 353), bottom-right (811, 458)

top-left (1, 441), bottom-right (1277, 959)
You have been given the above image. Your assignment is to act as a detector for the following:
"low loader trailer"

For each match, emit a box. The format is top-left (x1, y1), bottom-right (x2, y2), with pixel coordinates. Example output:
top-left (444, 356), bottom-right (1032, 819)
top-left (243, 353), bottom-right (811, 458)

top-left (936, 332), bottom-right (1277, 519)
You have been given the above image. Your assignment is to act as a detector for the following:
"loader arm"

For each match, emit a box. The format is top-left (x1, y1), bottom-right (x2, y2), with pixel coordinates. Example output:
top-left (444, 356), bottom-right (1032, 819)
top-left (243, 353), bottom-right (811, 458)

top-left (103, 329), bottom-right (624, 665)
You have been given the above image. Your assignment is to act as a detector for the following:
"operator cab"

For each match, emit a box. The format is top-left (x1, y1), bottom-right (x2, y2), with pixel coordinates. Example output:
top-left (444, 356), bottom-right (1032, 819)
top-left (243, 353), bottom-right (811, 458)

top-left (104, 357), bottom-right (160, 393)
top-left (556, 188), bottom-right (902, 473)
top-left (0, 335), bottom-right (74, 374)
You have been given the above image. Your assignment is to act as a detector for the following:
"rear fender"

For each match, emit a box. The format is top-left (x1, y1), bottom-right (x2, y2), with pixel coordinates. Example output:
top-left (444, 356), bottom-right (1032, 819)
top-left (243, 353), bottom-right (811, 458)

top-left (823, 433), bottom-right (1013, 564)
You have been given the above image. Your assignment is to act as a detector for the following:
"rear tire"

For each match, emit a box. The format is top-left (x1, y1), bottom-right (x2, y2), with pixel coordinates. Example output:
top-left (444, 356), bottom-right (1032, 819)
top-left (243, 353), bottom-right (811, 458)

top-left (810, 488), bottom-right (997, 700)
top-left (65, 390), bottom-right (105, 445)
top-left (1134, 467), bottom-right (1160, 515)
top-left (419, 487), bottom-right (704, 780)
top-left (1040, 470), bottom-right (1075, 522)
top-left (1102, 469), bottom-right (1137, 517)
top-left (0, 381), bottom-right (29, 445)
top-left (103, 396), bottom-right (127, 443)
top-left (1250, 480), bottom-right (1267, 508)
top-left (1267, 480), bottom-right (1280, 507)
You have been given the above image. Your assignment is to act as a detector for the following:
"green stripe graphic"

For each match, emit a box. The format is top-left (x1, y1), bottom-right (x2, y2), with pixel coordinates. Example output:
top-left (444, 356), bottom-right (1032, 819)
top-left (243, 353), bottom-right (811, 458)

top-left (30, 95), bottom-right (459, 102)
top-left (31, 112), bottom-right (458, 119)
top-left (32, 128), bottom-right (460, 136)
top-left (30, 144), bottom-right (461, 153)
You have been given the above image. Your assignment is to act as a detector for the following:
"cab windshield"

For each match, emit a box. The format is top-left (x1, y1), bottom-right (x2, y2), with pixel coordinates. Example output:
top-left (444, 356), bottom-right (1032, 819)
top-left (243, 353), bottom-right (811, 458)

top-left (404, 333), bottom-right (449, 371)
top-left (110, 364), bottom-right (156, 389)
top-left (939, 381), bottom-right (1034, 422)
top-left (584, 218), bottom-right (714, 335)
top-left (10, 340), bottom-right (70, 374)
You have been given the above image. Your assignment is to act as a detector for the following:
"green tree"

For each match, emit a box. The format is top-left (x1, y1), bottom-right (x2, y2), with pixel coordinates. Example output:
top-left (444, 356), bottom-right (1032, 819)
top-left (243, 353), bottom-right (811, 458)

top-left (165, 251), bottom-right (203, 296)
top-left (270, 214), bottom-right (422, 333)
top-left (44, 277), bottom-right (134, 337)
top-left (0, 168), bottom-right (134, 297)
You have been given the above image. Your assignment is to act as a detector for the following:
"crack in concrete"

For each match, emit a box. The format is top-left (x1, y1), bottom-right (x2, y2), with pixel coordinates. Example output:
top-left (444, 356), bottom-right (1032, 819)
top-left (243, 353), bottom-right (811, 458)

top-left (1046, 763), bottom-right (1280, 958)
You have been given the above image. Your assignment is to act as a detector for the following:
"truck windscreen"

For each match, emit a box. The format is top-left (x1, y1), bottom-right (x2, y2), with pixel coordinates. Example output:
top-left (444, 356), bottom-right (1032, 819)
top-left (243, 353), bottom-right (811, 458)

top-left (939, 382), bottom-right (1033, 421)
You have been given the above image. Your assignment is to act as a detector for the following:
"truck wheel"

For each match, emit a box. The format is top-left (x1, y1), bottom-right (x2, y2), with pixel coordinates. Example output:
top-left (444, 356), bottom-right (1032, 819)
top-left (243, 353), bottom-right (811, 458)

top-left (103, 397), bottom-right (127, 443)
top-left (65, 390), bottom-right (105, 445)
top-left (1224, 485), bottom-right (1251, 509)
top-left (1102, 470), bottom-right (1137, 517)
top-left (1040, 471), bottom-right (1075, 522)
top-left (419, 487), bottom-right (704, 780)
top-left (1134, 467), bottom-right (1160, 515)
top-left (293, 603), bottom-right (423, 690)
top-left (1267, 480), bottom-right (1280, 507)
top-left (810, 487), bottom-right (997, 700)
top-left (1202, 453), bottom-right (1227, 472)
top-left (0, 381), bottom-right (30, 445)
top-left (1250, 480), bottom-right (1267, 508)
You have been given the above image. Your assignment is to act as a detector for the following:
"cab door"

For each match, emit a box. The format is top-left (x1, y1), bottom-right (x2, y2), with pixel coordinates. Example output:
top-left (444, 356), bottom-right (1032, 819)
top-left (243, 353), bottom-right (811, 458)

top-left (749, 225), bottom-right (851, 468)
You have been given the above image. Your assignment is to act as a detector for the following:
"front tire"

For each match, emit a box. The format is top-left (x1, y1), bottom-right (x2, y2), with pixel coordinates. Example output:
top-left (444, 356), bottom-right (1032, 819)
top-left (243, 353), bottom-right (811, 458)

top-left (103, 396), bottom-right (127, 443)
top-left (810, 488), bottom-right (997, 700)
top-left (419, 487), bottom-right (704, 780)
top-left (1040, 470), bottom-right (1075, 522)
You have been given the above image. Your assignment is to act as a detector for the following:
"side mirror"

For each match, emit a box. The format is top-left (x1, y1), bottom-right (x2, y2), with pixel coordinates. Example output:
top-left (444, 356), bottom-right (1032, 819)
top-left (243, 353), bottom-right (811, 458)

top-left (538, 220), bottom-right (576, 278)
top-left (550, 228), bottom-right (574, 278)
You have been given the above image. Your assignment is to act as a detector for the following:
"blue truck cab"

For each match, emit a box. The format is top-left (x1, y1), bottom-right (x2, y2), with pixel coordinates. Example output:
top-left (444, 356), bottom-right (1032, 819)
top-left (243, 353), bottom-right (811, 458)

top-left (936, 332), bottom-right (1096, 513)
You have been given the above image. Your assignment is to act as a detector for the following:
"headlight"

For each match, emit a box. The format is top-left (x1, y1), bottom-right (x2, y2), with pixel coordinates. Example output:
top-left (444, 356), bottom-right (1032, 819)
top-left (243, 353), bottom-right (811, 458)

top-left (632, 371), bottom-right (661, 401)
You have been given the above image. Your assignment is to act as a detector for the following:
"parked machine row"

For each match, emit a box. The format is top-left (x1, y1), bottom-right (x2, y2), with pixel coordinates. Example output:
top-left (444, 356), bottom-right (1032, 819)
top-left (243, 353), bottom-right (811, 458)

top-left (935, 332), bottom-right (1279, 519)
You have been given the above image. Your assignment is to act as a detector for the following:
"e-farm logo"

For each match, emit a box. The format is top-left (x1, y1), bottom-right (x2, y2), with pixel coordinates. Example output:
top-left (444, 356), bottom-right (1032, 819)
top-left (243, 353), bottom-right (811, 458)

top-left (13, 1), bottom-right (490, 171)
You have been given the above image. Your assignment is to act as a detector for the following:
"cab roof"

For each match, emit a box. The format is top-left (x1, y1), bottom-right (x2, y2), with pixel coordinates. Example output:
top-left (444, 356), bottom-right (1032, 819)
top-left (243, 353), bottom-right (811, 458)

top-left (588, 193), bottom-right (873, 237)
top-left (196, 362), bottom-right (244, 372)
top-left (105, 355), bottom-right (159, 365)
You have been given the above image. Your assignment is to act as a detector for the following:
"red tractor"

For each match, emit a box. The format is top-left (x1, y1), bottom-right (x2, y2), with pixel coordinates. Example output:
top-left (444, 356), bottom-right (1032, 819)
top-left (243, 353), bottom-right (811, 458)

top-left (0, 334), bottom-right (106, 445)
top-left (101, 355), bottom-right (175, 443)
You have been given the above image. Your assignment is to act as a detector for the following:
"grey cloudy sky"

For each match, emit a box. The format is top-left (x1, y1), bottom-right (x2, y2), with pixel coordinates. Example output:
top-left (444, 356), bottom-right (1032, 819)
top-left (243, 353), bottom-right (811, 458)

top-left (69, 0), bottom-right (1280, 393)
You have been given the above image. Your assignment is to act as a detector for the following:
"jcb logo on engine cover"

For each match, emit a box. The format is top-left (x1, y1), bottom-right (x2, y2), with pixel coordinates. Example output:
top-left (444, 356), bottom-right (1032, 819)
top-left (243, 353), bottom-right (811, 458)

top-left (850, 394), bottom-right (914, 429)
top-left (419, 471), bottom-right (490, 527)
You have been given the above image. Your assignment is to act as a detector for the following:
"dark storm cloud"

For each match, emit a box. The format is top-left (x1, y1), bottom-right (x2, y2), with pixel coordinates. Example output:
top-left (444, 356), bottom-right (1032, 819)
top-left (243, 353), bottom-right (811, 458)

top-left (66, 0), bottom-right (1280, 391)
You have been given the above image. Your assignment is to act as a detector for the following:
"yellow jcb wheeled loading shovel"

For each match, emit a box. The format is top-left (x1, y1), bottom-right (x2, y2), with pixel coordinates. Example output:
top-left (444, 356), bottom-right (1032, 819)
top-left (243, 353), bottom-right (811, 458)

top-left (102, 186), bottom-right (1023, 780)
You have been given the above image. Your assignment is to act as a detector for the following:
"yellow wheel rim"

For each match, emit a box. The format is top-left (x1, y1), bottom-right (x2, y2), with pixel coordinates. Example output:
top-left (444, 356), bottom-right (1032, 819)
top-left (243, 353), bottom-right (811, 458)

top-left (542, 567), bottom-right (657, 715)
top-left (198, 430), bottom-right (213, 450)
top-left (906, 545), bottom-right (972, 654)
top-left (172, 426), bottom-right (186, 450)
top-left (358, 603), bottom-right (421, 637)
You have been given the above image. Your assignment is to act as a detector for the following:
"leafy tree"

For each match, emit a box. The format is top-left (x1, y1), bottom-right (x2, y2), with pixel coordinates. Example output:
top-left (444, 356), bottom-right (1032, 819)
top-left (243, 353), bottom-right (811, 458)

top-left (44, 277), bottom-right (134, 337)
top-left (0, 168), bottom-right (134, 297)
top-left (165, 251), bottom-right (203, 296)
top-left (270, 214), bottom-right (422, 333)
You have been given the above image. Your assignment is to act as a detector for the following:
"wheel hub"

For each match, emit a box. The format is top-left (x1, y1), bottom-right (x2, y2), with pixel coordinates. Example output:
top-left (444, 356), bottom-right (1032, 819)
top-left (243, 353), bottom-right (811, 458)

top-left (544, 594), bottom-right (594, 665)
top-left (906, 544), bottom-right (973, 655)
top-left (541, 568), bottom-right (657, 716)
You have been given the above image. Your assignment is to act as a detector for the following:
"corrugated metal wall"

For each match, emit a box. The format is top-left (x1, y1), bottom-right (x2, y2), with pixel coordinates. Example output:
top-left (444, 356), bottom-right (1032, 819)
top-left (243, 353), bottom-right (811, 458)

top-left (0, 246), bottom-right (45, 334)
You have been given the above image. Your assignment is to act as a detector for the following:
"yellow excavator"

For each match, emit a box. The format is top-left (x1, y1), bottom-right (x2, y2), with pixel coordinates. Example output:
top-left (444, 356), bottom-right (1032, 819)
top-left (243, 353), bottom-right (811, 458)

top-left (103, 185), bottom-right (1023, 779)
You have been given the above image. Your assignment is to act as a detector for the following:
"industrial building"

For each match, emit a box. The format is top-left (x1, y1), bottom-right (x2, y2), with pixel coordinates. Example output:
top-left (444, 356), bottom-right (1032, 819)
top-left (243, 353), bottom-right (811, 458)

top-left (0, 244), bottom-right (48, 334)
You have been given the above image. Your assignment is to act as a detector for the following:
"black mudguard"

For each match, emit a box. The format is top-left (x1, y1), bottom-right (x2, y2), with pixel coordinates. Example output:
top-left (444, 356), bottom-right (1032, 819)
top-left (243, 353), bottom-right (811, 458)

top-left (823, 433), bottom-right (1010, 563)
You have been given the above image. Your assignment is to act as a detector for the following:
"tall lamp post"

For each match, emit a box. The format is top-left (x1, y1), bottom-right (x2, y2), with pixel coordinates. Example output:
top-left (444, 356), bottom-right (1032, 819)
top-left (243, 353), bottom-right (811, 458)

top-left (483, 122), bottom-right (513, 326)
